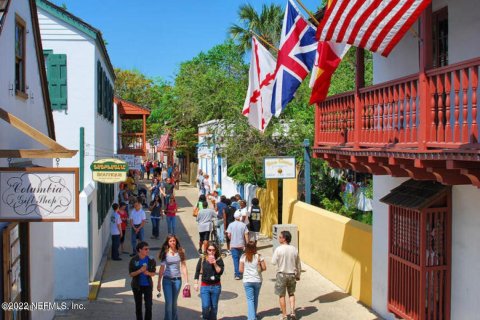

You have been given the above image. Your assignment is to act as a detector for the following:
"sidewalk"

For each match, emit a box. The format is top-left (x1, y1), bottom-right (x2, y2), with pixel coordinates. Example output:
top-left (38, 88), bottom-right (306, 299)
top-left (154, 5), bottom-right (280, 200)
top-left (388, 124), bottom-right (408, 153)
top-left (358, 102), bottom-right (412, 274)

top-left (55, 182), bottom-right (380, 320)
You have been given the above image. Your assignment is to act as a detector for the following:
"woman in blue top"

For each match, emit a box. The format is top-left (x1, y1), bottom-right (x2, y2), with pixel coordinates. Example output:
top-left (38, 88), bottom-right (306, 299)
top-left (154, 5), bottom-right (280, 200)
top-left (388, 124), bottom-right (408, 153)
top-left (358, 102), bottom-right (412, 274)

top-left (157, 235), bottom-right (189, 320)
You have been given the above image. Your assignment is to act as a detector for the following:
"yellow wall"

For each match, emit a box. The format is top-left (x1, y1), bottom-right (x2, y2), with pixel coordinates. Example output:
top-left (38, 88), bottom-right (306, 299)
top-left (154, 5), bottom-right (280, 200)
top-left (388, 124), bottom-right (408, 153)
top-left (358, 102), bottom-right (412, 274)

top-left (283, 177), bottom-right (372, 306)
top-left (256, 179), bottom-right (278, 238)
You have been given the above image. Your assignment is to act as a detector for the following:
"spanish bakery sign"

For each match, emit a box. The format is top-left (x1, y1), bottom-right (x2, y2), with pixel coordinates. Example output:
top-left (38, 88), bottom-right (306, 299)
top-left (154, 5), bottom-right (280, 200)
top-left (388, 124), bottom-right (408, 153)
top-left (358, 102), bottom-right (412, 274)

top-left (90, 158), bottom-right (129, 183)
top-left (0, 168), bottom-right (79, 221)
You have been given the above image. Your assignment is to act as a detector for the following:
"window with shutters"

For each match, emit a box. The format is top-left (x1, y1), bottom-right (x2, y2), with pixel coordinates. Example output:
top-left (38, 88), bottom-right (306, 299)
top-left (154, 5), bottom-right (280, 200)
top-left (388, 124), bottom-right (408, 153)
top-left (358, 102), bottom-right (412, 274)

top-left (15, 15), bottom-right (27, 98)
top-left (44, 51), bottom-right (68, 111)
top-left (96, 61), bottom-right (113, 122)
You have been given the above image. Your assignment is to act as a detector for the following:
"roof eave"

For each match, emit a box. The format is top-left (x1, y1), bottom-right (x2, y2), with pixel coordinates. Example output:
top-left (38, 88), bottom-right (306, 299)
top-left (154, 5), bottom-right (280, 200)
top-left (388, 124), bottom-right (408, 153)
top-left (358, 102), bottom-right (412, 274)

top-left (36, 0), bottom-right (115, 79)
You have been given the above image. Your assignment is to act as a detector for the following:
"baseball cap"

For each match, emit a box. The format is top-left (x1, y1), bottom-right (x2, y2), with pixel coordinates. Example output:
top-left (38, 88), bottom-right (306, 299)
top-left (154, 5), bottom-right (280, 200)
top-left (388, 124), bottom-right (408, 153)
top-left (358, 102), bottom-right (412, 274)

top-left (234, 210), bottom-right (242, 219)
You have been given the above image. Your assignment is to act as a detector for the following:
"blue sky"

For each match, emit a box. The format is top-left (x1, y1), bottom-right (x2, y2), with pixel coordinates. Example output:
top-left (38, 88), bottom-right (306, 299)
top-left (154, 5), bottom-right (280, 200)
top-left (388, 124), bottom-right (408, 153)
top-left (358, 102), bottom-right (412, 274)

top-left (50, 0), bottom-right (322, 81)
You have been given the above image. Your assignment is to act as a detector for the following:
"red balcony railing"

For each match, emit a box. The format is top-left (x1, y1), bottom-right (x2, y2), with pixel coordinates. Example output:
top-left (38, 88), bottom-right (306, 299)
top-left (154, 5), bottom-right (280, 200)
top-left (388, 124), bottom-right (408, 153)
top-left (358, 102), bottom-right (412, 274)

top-left (117, 133), bottom-right (146, 156)
top-left (315, 57), bottom-right (480, 151)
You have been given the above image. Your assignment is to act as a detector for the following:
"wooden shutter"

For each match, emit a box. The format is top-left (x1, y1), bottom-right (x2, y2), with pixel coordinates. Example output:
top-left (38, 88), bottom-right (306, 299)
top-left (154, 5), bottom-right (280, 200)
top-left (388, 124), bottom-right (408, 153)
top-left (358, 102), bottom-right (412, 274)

top-left (97, 61), bottom-right (102, 114)
top-left (46, 54), bottom-right (67, 110)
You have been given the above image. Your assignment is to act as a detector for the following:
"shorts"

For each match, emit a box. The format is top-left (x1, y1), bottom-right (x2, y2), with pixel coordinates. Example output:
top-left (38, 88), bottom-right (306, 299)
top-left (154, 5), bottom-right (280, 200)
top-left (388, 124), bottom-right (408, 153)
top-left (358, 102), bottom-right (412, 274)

top-left (250, 220), bottom-right (261, 232)
top-left (274, 273), bottom-right (297, 297)
top-left (199, 231), bottom-right (210, 242)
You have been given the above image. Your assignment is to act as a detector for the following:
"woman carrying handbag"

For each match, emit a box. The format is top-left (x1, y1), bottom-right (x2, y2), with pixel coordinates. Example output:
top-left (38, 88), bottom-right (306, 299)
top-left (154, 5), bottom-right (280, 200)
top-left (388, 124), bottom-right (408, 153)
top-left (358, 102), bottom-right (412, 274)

top-left (240, 241), bottom-right (267, 320)
top-left (157, 235), bottom-right (189, 320)
top-left (194, 241), bottom-right (224, 320)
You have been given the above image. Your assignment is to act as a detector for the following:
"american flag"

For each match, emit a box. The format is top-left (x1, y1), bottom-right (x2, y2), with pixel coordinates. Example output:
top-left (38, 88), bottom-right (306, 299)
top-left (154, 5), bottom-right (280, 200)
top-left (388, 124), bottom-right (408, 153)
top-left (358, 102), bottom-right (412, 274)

top-left (318, 0), bottom-right (431, 57)
top-left (270, 0), bottom-right (317, 117)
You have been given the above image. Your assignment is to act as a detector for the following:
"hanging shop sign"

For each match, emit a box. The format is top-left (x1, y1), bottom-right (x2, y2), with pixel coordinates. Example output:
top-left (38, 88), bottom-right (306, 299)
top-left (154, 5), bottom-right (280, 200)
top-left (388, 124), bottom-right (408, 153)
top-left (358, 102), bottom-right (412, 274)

top-left (0, 168), bottom-right (79, 221)
top-left (115, 154), bottom-right (142, 171)
top-left (90, 158), bottom-right (129, 183)
top-left (264, 157), bottom-right (296, 179)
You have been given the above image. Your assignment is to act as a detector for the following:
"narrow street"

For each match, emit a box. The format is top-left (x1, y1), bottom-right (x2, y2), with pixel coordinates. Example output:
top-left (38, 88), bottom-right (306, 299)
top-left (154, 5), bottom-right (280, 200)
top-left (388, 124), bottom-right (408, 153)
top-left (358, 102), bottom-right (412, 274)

top-left (55, 182), bottom-right (379, 320)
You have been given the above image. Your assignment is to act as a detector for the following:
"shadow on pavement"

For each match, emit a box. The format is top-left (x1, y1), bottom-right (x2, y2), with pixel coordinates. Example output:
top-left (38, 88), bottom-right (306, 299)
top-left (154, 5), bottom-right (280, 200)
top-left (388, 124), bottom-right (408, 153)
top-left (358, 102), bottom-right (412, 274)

top-left (296, 306), bottom-right (319, 319)
top-left (257, 307), bottom-right (281, 318)
top-left (309, 291), bottom-right (349, 304)
top-left (175, 195), bottom-right (195, 209)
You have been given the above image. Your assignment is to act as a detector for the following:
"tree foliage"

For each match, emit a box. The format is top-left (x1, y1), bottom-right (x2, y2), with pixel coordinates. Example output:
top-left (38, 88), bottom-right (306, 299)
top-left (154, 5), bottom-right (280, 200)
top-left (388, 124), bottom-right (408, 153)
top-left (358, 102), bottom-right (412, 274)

top-left (229, 3), bottom-right (283, 55)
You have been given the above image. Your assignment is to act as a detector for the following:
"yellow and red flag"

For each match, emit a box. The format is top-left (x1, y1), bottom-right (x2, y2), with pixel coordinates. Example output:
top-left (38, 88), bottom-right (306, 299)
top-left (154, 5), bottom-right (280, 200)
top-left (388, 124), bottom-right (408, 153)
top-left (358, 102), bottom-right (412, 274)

top-left (309, 0), bottom-right (350, 105)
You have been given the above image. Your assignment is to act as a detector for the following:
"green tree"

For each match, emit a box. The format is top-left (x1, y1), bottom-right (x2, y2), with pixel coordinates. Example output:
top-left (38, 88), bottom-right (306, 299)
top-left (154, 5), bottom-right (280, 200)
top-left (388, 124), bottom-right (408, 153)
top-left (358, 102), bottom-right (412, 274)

top-left (229, 3), bottom-right (283, 54)
top-left (164, 40), bottom-right (249, 157)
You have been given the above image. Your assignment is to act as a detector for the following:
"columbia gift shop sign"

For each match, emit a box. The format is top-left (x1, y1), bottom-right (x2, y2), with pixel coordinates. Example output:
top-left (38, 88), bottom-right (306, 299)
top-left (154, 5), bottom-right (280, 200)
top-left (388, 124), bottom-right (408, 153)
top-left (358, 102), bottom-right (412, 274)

top-left (0, 168), bottom-right (79, 221)
top-left (91, 158), bottom-right (129, 183)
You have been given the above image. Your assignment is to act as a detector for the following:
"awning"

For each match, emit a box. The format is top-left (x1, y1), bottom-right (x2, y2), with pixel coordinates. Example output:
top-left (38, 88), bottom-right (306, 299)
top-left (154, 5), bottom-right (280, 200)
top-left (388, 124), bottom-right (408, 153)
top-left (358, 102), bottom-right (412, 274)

top-left (380, 179), bottom-right (450, 210)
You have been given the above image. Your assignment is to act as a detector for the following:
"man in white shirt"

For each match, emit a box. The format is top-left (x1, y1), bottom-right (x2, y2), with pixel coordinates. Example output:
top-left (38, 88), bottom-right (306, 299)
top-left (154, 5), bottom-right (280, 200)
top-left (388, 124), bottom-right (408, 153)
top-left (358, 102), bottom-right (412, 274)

top-left (272, 231), bottom-right (301, 320)
top-left (110, 203), bottom-right (123, 261)
top-left (130, 198), bottom-right (147, 257)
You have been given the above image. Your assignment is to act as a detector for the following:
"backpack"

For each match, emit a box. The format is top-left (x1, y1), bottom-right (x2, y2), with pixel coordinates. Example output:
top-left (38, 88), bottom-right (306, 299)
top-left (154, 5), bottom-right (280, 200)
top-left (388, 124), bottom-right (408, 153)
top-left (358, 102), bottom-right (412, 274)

top-left (225, 205), bottom-right (236, 224)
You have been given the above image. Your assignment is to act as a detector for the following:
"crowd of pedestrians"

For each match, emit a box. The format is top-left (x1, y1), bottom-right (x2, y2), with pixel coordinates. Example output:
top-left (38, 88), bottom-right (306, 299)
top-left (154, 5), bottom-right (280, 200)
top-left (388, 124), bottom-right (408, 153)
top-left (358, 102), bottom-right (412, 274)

top-left (110, 163), bottom-right (302, 320)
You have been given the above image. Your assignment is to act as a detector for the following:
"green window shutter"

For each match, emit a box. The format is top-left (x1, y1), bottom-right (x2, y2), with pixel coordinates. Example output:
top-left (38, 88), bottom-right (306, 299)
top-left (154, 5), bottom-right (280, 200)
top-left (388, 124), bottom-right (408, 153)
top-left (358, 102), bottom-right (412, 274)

top-left (97, 61), bottom-right (102, 114)
top-left (108, 83), bottom-right (113, 122)
top-left (102, 70), bottom-right (107, 118)
top-left (46, 53), bottom-right (67, 111)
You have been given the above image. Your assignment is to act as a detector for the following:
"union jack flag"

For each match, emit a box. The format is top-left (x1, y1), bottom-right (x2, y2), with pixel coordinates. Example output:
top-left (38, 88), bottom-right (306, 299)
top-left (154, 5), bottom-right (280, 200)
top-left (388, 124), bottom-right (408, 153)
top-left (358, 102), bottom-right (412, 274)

top-left (271, 0), bottom-right (317, 117)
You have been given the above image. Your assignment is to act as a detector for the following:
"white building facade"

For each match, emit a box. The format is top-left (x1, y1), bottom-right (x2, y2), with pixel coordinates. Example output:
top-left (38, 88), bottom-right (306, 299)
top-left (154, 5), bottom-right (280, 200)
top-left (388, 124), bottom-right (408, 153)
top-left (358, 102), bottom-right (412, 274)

top-left (370, 1), bottom-right (480, 319)
top-left (36, 0), bottom-right (115, 299)
top-left (0, 1), bottom-right (59, 319)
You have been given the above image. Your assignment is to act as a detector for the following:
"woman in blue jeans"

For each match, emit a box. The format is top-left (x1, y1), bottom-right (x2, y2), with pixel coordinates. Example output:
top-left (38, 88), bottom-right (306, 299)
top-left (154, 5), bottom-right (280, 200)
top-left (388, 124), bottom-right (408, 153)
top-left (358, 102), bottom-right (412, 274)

top-left (194, 242), bottom-right (224, 320)
top-left (157, 235), bottom-right (189, 320)
top-left (240, 242), bottom-right (267, 320)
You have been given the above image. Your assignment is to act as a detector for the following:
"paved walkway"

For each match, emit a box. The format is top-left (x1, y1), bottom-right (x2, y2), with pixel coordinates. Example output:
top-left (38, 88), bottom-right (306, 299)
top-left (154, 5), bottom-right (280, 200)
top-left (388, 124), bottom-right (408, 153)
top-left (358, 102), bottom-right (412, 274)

top-left (55, 182), bottom-right (380, 320)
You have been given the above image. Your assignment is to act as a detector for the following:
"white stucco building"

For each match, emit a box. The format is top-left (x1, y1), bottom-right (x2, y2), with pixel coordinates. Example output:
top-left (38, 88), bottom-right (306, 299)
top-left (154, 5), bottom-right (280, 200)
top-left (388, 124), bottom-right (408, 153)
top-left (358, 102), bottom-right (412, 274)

top-left (0, 1), bottom-right (69, 319)
top-left (36, 0), bottom-right (115, 299)
top-left (313, 1), bottom-right (480, 319)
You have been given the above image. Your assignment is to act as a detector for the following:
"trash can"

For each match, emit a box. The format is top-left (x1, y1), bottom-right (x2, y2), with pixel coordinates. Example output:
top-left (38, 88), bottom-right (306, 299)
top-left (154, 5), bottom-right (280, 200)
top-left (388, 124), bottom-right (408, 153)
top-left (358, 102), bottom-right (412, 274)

top-left (272, 224), bottom-right (298, 252)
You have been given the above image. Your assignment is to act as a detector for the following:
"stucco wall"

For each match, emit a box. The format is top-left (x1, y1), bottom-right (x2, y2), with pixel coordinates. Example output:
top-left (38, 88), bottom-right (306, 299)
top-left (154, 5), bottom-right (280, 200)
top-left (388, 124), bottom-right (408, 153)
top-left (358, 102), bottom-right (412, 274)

top-left (373, 0), bottom-right (480, 84)
top-left (450, 185), bottom-right (480, 319)
top-left (371, 176), bottom-right (409, 319)
top-left (38, 8), bottom-right (114, 299)
top-left (0, 1), bottom-right (56, 318)
top-left (283, 178), bottom-right (372, 306)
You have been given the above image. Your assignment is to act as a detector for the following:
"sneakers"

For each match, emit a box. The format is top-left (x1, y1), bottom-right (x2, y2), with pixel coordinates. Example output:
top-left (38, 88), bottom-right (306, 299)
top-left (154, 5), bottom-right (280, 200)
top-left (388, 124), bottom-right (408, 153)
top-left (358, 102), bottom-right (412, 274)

top-left (234, 276), bottom-right (241, 280)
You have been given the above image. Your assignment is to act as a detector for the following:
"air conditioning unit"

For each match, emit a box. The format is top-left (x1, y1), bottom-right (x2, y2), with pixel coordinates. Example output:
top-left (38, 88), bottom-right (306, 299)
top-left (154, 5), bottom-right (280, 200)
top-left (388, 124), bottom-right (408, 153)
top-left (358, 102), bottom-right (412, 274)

top-left (272, 224), bottom-right (298, 252)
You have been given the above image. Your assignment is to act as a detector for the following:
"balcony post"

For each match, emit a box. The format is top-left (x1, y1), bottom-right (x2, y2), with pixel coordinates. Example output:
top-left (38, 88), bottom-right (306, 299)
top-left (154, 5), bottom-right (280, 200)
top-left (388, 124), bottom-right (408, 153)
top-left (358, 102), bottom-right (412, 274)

top-left (354, 48), bottom-right (365, 148)
top-left (418, 4), bottom-right (433, 150)
top-left (142, 114), bottom-right (147, 156)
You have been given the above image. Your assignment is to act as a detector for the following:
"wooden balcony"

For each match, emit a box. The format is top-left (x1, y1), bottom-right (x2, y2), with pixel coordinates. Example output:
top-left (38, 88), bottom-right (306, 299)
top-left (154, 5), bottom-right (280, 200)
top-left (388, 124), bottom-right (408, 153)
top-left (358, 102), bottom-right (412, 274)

top-left (117, 133), bottom-right (145, 156)
top-left (314, 57), bottom-right (480, 187)
top-left (115, 97), bottom-right (150, 157)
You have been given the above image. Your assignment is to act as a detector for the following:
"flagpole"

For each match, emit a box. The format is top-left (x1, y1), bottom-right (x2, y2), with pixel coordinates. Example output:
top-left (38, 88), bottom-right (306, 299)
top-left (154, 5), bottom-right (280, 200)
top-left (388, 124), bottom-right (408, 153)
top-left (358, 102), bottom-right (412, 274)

top-left (295, 0), bottom-right (319, 26)
top-left (249, 30), bottom-right (279, 53)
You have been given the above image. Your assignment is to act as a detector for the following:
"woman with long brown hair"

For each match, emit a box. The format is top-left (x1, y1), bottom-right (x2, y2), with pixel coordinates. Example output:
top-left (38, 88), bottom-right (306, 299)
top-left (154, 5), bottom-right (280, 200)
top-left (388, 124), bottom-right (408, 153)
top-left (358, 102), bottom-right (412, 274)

top-left (157, 234), bottom-right (189, 320)
top-left (194, 241), bottom-right (224, 320)
top-left (240, 241), bottom-right (267, 320)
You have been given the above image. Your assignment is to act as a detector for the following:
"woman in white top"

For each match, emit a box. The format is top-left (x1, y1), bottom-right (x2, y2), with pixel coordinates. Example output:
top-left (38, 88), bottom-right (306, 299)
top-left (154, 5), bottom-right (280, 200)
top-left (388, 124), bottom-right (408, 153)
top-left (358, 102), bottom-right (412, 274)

top-left (157, 234), bottom-right (189, 320)
top-left (239, 241), bottom-right (267, 320)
